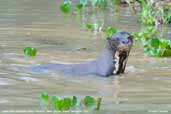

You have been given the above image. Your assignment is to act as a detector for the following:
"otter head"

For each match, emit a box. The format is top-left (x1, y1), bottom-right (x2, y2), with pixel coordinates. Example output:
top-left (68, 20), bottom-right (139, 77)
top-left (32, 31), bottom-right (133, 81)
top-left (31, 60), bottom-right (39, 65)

top-left (107, 31), bottom-right (133, 75)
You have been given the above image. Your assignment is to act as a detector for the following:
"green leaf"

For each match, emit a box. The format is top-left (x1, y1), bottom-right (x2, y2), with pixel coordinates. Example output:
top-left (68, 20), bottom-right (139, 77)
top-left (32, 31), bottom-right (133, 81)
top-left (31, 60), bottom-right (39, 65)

top-left (160, 40), bottom-right (170, 48)
top-left (84, 96), bottom-right (95, 107)
top-left (163, 49), bottom-right (171, 57)
top-left (106, 27), bottom-right (118, 37)
top-left (51, 96), bottom-right (62, 110)
top-left (96, 97), bottom-right (102, 111)
top-left (140, 5), bottom-right (156, 25)
top-left (151, 38), bottom-right (160, 49)
top-left (72, 96), bottom-right (78, 106)
top-left (86, 23), bottom-right (94, 31)
top-left (60, 3), bottom-right (71, 14)
top-left (147, 26), bottom-right (155, 33)
top-left (24, 47), bottom-right (37, 57)
top-left (63, 98), bottom-right (72, 110)
top-left (144, 47), bottom-right (150, 53)
top-left (132, 32), bottom-right (140, 39)
top-left (142, 32), bottom-right (149, 39)
top-left (40, 92), bottom-right (49, 106)
top-left (155, 48), bottom-right (162, 57)
top-left (76, 3), bottom-right (83, 11)
top-left (149, 47), bottom-right (157, 56)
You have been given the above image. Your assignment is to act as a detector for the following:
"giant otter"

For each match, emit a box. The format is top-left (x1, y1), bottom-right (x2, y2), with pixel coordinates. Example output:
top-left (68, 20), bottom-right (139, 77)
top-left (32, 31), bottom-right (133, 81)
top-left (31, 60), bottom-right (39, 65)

top-left (29, 32), bottom-right (133, 77)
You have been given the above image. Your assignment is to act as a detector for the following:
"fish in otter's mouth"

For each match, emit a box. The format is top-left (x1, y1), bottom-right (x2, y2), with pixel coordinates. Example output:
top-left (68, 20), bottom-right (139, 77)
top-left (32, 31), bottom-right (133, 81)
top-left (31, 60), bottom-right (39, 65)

top-left (113, 47), bottom-right (130, 74)
top-left (108, 32), bottom-right (133, 75)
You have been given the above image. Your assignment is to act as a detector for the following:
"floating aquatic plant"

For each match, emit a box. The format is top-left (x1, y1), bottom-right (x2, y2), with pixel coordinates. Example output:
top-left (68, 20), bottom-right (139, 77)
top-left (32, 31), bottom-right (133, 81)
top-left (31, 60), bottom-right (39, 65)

top-left (40, 92), bottom-right (49, 107)
top-left (133, 27), bottom-right (171, 57)
top-left (62, 97), bottom-right (72, 110)
top-left (160, 6), bottom-right (171, 24)
top-left (86, 23), bottom-right (94, 31)
top-left (139, 0), bottom-right (171, 25)
top-left (132, 27), bottom-right (157, 40)
top-left (75, 0), bottom-right (87, 12)
top-left (140, 2), bottom-right (156, 25)
top-left (75, 3), bottom-right (83, 12)
top-left (60, 0), bottom-right (71, 14)
top-left (51, 96), bottom-right (63, 110)
top-left (144, 38), bottom-right (171, 57)
top-left (72, 96), bottom-right (79, 106)
top-left (84, 96), bottom-right (95, 107)
top-left (23, 47), bottom-right (37, 57)
top-left (96, 97), bottom-right (102, 111)
top-left (106, 27), bottom-right (118, 37)
top-left (40, 92), bottom-right (102, 111)
top-left (85, 23), bottom-right (100, 32)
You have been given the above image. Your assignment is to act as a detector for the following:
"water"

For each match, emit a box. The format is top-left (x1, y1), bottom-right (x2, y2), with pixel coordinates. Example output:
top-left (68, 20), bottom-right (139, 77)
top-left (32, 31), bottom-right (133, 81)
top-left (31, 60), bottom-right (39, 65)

top-left (0, 0), bottom-right (171, 114)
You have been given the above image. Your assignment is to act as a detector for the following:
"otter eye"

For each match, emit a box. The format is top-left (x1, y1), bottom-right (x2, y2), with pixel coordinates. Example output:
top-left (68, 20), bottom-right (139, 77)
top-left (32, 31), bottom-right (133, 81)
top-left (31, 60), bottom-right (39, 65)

top-left (128, 36), bottom-right (132, 40)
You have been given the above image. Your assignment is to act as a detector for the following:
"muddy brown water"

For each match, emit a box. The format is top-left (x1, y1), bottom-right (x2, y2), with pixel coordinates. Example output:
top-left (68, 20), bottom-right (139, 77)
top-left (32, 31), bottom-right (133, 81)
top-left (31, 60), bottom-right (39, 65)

top-left (0, 0), bottom-right (171, 114)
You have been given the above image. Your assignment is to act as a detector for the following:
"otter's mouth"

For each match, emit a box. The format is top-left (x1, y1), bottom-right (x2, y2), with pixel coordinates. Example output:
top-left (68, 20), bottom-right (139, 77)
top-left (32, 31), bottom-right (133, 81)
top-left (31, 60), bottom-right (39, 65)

top-left (113, 47), bottom-right (130, 75)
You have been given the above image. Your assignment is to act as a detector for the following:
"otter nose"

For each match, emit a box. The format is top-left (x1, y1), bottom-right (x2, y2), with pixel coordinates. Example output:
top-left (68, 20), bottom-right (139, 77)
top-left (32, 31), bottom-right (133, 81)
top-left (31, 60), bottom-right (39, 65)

top-left (122, 39), bottom-right (129, 44)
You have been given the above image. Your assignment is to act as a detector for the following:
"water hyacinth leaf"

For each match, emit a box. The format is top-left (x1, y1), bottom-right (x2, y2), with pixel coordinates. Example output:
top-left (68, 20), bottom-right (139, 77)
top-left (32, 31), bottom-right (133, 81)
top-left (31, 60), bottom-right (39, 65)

top-left (96, 97), bottom-right (102, 111)
top-left (148, 48), bottom-right (157, 56)
top-left (144, 47), bottom-right (150, 53)
top-left (84, 96), bottom-right (95, 107)
top-left (24, 47), bottom-right (37, 57)
top-left (156, 48), bottom-right (162, 57)
top-left (39, 94), bottom-right (103, 111)
top-left (76, 3), bottom-right (83, 11)
top-left (60, 3), bottom-right (71, 14)
top-left (160, 40), bottom-right (170, 48)
top-left (148, 48), bottom-right (162, 57)
top-left (51, 96), bottom-right (62, 110)
top-left (147, 26), bottom-right (155, 33)
top-left (142, 32), bottom-right (149, 39)
top-left (106, 27), bottom-right (118, 37)
top-left (140, 5), bottom-right (155, 25)
top-left (72, 96), bottom-right (78, 106)
top-left (163, 49), bottom-right (171, 57)
top-left (133, 26), bottom-right (171, 57)
top-left (86, 23), bottom-right (94, 31)
top-left (40, 92), bottom-right (49, 106)
top-left (63, 98), bottom-right (72, 110)
top-left (151, 38), bottom-right (160, 49)
top-left (132, 32), bottom-right (140, 39)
